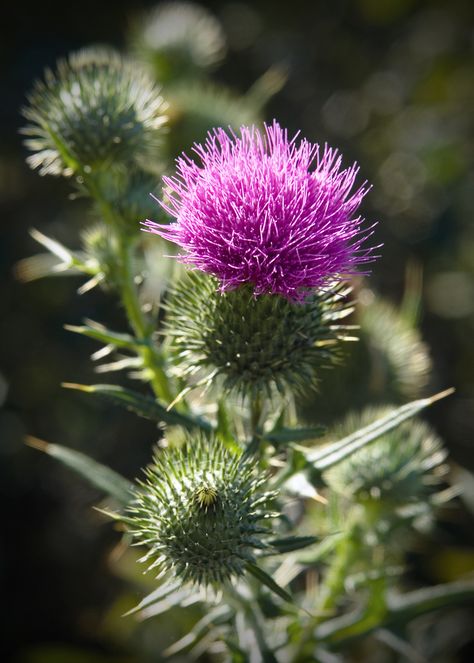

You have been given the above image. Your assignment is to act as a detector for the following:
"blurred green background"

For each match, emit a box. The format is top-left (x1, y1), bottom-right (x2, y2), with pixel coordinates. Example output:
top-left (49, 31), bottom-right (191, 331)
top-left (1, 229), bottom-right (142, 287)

top-left (1, 0), bottom-right (473, 660)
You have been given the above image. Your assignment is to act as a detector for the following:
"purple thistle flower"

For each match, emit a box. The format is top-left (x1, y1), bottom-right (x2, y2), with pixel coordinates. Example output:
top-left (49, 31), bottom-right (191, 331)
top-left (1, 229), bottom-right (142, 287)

top-left (143, 121), bottom-right (377, 300)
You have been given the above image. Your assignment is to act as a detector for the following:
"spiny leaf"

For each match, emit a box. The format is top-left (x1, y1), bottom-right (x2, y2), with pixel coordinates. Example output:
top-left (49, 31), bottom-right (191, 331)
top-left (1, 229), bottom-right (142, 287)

top-left (26, 436), bottom-right (132, 505)
top-left (265, 426), bottom-right (326, 444)
top-left (388, 580), bottom-right (474, 621)
top-left (124, 580), bottom-right (182, 616)
top-left (62, 382), bottom-right (213, 432)
top-left (306, 389), bottom-right (454, 472)
top-left (30, 228), bottom-right (75, 263)
top-left (245, 562), bottom-right (293, 603)
top-left (164, 605), bottom-right (231, 657)
top-left (65, 320), bottom-right (145, 350)
top-left (265, 535), bottom-right (321, 554)
top-left (317, 580), bottom-right (474, 645)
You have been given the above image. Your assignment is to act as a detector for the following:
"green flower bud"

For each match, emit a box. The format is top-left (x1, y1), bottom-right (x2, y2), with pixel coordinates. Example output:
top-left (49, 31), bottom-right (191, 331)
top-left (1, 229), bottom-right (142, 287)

top-left (359, 294), bottom-right (432, 400)
top-left (129, 1), bottom-right (226, 81)
top-left (324, 408), bottom-right (448, 505)
top-left (22, 47), bottom-right (167, 177)
top-left (91, 168), bottom-right (162, 234)
top-left (127, 436), bottom-right (277, 587)
top-left (164, 272), bottom-right (355, 399)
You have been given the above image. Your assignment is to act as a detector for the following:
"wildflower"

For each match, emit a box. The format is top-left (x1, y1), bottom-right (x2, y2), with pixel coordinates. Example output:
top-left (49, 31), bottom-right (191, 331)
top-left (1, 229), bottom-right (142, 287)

top-left (144, 121), bottom-right (376, 300)
top-left (127, 436), bottom-right (276, 587)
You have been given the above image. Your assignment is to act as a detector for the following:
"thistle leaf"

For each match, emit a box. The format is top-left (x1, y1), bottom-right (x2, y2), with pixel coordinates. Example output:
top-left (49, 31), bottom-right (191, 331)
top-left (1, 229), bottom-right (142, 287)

top-left (164, 605), bottom-right (231, 657)
top-left (26, 436), bottom-right (132, 505)
top-left (245, 562), bottom-right (293, 603)
top-left (265, 426), bottom-right (326, 444)
top-left (306, 389), bottom-right (454, 472)
top-left (62, 383), bottom-right (213, 432)
top-left (124, 579), bottom-right (182, 616)
top-left (317, 580), bottom-right (474, 645)
top-left (29, 228), bottom-right (75, 263)
top-left (387, 580), bottom-right (474, 622)
top-left (266, 535), bottom-right (321, 554)
top-left (65, 320), bottom-right (145, 350)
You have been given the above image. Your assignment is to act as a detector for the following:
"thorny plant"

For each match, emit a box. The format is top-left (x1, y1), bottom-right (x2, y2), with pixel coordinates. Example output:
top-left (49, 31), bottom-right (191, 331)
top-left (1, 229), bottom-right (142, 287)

top-left (19, 5), bottom-right (473, 662)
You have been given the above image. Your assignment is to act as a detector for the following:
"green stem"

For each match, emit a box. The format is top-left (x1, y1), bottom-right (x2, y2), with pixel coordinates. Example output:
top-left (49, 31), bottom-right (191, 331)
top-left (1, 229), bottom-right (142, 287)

top-left (294, 517), bottom-right (361, 659)
top-left (82, 173), bottom-right (173, 403)
top-left (245, 393), bottom-right (264, 456)
top-left (116, 235), bottom-right (173, 402)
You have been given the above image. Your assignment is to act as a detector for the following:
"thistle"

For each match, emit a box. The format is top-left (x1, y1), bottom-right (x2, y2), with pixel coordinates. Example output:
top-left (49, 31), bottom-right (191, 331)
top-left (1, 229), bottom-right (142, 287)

top-left (127, 436), bottom-right (277, 587)
top-left (129, 1), bottom-right (226, 80)
top-left (359, 296), bottom-right (431, 399)
top-left (324, 408), bottom-right (448, 505)
top-left (164, 271), bottom-right (355, 398)
top-left (22, 46), bottom-right (167, 177)
top-left (144, 121), bottom-right (377, 301)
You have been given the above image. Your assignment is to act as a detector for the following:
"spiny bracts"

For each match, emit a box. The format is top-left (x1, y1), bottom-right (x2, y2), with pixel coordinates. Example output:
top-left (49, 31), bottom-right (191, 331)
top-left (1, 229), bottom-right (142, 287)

top-left (164, 271), bottom-right (355, 399)
top-left (22, 46), bottom-right (167, 177)
top-left (127, 436), bottom-right (277, 587)
top-left (324, 408), bottom-right (448, 505)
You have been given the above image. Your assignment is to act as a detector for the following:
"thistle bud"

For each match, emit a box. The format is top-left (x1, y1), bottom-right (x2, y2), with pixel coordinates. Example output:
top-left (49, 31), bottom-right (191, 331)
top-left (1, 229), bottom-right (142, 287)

top-left (22, 47), bottom-right (167, 177)
top-left (129, 1), bottom-right (226, 81)
top-left (324, 408), bottom-right (448, 505)
top-left (127, 436), bottom-right (277, 587)
top-left (164, 271), bottom-right (354, 399)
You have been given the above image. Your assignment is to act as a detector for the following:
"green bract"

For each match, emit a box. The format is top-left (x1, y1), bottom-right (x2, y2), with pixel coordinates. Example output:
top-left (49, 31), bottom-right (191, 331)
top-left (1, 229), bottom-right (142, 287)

top-left (164, 272), bottom-right (355, 399)
top-left (127, 436), bottom-right (277, 586)
top-left (324, 408), bottom-right (448, 504)
top-left (22, 47), bottom-right (167, 177)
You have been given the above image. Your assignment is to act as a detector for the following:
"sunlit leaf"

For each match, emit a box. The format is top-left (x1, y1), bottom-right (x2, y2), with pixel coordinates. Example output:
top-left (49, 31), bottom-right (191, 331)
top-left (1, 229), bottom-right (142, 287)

top-left (26, 436), bottom-right (132, 505)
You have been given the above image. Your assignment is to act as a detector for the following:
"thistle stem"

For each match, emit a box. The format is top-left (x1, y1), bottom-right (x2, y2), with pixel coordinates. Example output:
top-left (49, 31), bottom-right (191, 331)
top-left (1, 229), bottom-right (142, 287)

top-left (294, 517), bottom-right (361, 659)
top-left (245, 393), bottom-right (263, 455)
top-left (116, 235), bottom-right (173, 402)
top-left (81, 173), bottom-right (173, 403)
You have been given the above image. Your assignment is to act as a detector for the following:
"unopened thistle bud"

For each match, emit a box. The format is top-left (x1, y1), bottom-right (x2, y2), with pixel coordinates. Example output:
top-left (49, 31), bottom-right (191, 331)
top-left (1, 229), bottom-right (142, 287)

top-left (164, 271), bottom-right (355, 398)
top-left (22, 47), bottom-right (167, 177)
top-left (127, 436), bottom-right (277, 587)
top-left (324, 408), bottom-right (448, 505)
top-left (130, 1), bottom-right (226, 80)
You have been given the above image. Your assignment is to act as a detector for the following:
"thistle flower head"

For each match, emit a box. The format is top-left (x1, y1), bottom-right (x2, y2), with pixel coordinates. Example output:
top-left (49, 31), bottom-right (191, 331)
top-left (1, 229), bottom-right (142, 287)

top-left (165, 271), bottom-right (354, 398)
top-left (127, 436), bottom-right (276, 587)
top-left (324, 408), bottom-right (448, 505)
top-left (22, 47), bottom-right (167, 177)
top-left (144, 121), bottom-right (376, 301)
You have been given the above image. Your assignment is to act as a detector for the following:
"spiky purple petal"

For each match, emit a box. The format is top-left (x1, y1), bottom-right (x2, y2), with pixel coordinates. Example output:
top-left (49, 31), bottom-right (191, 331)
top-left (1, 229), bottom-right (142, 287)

top-left (143, 121), bottom-right (377, 300)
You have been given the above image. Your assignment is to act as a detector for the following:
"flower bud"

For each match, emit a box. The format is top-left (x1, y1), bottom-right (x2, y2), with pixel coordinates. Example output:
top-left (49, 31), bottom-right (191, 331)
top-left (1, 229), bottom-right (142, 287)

top-left (164, 271), bottom-right (354, 399)
top-left (324, 408), bottom-right (448, 505)
top-left (127, 436), bottom-right (277, 586)
top-left (22, 47), bottom-right (167, 177)
top-left (129, 1), bottom-right (226, 81)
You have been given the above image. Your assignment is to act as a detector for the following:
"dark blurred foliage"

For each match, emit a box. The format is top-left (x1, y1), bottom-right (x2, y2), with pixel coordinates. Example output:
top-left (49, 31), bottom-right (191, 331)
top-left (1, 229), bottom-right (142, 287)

top-left (1, 0), bottom-right (474, 661)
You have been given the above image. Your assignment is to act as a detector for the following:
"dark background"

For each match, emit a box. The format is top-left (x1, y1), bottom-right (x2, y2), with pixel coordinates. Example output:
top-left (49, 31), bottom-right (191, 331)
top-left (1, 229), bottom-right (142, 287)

top-left (1, 0), bottom-right (473, 660)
